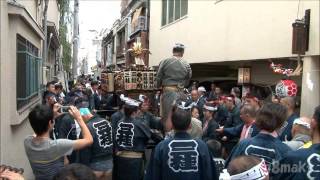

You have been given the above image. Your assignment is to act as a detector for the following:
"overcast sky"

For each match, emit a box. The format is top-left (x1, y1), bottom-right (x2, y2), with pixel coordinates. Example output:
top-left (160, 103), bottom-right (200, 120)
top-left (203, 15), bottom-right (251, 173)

top-left (78, 0), bottom-right (121, 70)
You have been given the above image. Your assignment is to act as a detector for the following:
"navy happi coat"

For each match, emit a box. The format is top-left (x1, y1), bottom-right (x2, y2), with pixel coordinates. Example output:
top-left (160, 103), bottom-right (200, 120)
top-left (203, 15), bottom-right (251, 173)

top-left (145, 132), bottom-right (218, 180)
top-left (271, 143), bottom-right (320, 180)
top-left (225, 133), bottom-right (292, 167)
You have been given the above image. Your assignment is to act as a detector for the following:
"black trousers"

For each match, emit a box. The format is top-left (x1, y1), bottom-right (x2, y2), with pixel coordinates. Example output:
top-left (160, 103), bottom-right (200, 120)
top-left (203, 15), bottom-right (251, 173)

top-left (114, 156), bottom-right (143, 180)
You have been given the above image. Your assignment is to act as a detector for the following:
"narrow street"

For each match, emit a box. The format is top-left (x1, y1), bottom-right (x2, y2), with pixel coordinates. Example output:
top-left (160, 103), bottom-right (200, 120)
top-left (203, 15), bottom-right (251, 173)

top-left (0, 0), bottom-right (319, 179)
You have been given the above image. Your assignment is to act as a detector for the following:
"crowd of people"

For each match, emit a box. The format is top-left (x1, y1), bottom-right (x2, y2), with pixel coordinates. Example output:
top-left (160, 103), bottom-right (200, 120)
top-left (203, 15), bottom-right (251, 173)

top-left (0, 76), bottom-right (316, 180)
top-left (0, 43), bottom-right (319, 180)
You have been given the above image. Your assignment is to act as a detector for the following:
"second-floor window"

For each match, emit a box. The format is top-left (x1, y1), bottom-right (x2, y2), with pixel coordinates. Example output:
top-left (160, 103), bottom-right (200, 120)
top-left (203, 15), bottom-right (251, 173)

top-left (162, 0), bottom-right (188, 26)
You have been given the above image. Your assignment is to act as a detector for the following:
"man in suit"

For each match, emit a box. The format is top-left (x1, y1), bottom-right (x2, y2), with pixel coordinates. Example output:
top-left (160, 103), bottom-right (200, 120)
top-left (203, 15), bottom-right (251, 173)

top-left (197, 87), bottom-right (207, 106)
top-left (184, 89), bottom-right (205, 121)
top-left (216, 104), bottom-right (259, 140)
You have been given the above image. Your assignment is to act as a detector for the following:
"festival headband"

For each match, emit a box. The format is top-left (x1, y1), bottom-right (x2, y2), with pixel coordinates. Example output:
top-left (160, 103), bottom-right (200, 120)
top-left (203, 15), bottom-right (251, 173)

top-left (120, 94), bottom-right (141, 107)
top-left (170, 100), bottom-right (192, 111)
top-left (246, 95), bottom-right (259, 102)
top-left (139, 94), bottom-right (146, 102)
top-left (219, 96), bottom-right (226, 100)
top-left (226, 96), bottom-right (235, 102)
top-left (177, 104), bottom-right (191, 110)
top-left (203, 104), bottom-right (218, 112)
top-left (293, 118), bottom-right (311, 129)
top-left (220, 159), bottom-right (269, 180)
top-left (198, 86), bottom-right (206, 92)
top-left (174, 43), bottom-right (185, 49)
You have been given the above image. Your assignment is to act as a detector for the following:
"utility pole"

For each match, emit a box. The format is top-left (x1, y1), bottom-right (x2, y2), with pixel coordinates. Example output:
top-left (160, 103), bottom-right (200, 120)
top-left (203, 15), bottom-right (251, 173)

top-left (72, 0), bottom-right (79, 79)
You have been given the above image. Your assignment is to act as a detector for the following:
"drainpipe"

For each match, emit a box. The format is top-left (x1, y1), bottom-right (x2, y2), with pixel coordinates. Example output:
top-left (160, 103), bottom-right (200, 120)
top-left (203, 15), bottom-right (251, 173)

top-left (42, 0), bottom-right (49, 86)
top-left (146, 0), bottom-right (150, 66)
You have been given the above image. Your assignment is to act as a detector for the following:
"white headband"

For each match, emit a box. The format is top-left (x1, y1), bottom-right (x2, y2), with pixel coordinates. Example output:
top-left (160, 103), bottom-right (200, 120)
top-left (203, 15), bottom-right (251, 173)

top-left (177, 104), bottom-right (191, 110)
top-left (120, 94), bottom-right (141, 107)
top-left (203, 105), bottom-right (218, 112)
top-left (293, 118), bottom-right (311, 129)
top-left (174, 43), bottom-right (185, 49)
top-left (198, 86), bottom-right (206, 92)
top-left (226, 97), bottom-right (234, 101)
top-left (220, 159), bottom-right (269, 180)
top-left (139, 94), bottom-right (146, 102)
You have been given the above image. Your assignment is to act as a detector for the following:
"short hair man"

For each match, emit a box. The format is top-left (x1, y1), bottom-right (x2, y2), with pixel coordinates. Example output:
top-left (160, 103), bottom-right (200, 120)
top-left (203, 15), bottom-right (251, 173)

top-left (87, 81), bottom-right (100, 110)
top-left (208, 82), bottom-right (217, 99)
top-left (225, 95), bottom-right (242, 128)
top-left (155, 43), bottom-right (192, 131)
top-left (24, 105), bottom-right (93, 180)
top-left (220, 95), bottom-right (242, 158)
top-left (137, 96), bottom-right (163, 131)
top-left (216, 104), bottom-right (260, 141)
top-left (244, 93), bottom-right (260, 110)
top-left (230, 87), bottom-right (241, 108)
top-left (46, 81), bottom-right (56, 94)
top-left (90, 81), bottom-right (99, 94)
top-left (145, 105), bottom-right (218, 180)
top-left (278, 96), bottom-right (299, 141)
top-left (197, 86), bottom-right (207, 119)
top-left (185, 89), bottom-right (205, 121)
top-left (222, 156), bottom-right (269, 180)
top-left (215, 87), bottom-right (222, 97)
top-left (202, 103), bottom-right (220, 142)
top-left (55, 83), bottom-right (65, 104)
top-left (43, 81), bottom-right (57, 105)
top-left (190, 90), bottom-right (199, 104)
top-left (113, 96), bottom-right (154, 180)
top-left (283, 117), bottom-right (311, 150)
top-left (76, 98), bottom-right (114, 180)
top-left (225, 103), bottom-right (291, 167)
top-left (271, 105), bottom-right (320, 179)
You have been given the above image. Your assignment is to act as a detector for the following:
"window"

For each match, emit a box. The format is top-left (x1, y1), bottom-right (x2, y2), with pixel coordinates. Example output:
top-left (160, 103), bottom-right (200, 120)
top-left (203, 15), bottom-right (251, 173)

top-left (116, 29), bottom-right (126, 57)
top-left (16, 34), bottom-right (41, 110)
top-left (162, 0), bottom-right (188, 26)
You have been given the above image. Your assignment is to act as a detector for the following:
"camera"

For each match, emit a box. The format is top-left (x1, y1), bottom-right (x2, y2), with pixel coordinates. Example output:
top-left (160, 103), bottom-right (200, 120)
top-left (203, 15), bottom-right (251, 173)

top-left (59, 106), bottom-right (70, 113)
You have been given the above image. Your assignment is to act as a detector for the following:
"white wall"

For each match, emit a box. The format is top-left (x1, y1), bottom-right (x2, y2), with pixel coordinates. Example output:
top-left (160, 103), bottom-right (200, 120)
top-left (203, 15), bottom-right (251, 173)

top-left (47, 0), bottom-right (60, 29)
top-left (18, 0), bottom-right (44, 25)
top-left (1, 3), bottom-right (43, 178)
top-left (149, 0), bottom-right (320, 66)
top-left (19, 0), bottom-right (38, 20)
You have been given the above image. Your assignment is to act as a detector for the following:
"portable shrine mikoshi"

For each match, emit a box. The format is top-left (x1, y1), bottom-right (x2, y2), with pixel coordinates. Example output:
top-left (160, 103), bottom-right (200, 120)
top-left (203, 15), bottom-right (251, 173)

top-left (100, 69), bottom-right (158, 102)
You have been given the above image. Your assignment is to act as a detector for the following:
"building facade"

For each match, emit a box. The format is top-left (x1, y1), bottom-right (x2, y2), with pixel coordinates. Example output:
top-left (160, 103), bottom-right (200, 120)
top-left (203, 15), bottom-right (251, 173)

top-left (149, 0), bottom-right (319, 116)
top-left (102, 0), bottom-right (150, 68)
top-left (45, 0), bottom-right (61, 84)
top-left (0, 0), bottom-right (60, 178)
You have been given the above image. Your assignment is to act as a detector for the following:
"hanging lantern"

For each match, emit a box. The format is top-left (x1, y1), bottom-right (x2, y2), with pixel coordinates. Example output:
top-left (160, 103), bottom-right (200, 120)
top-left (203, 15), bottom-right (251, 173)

top-left (275, 79), bottom-right (298, 98)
